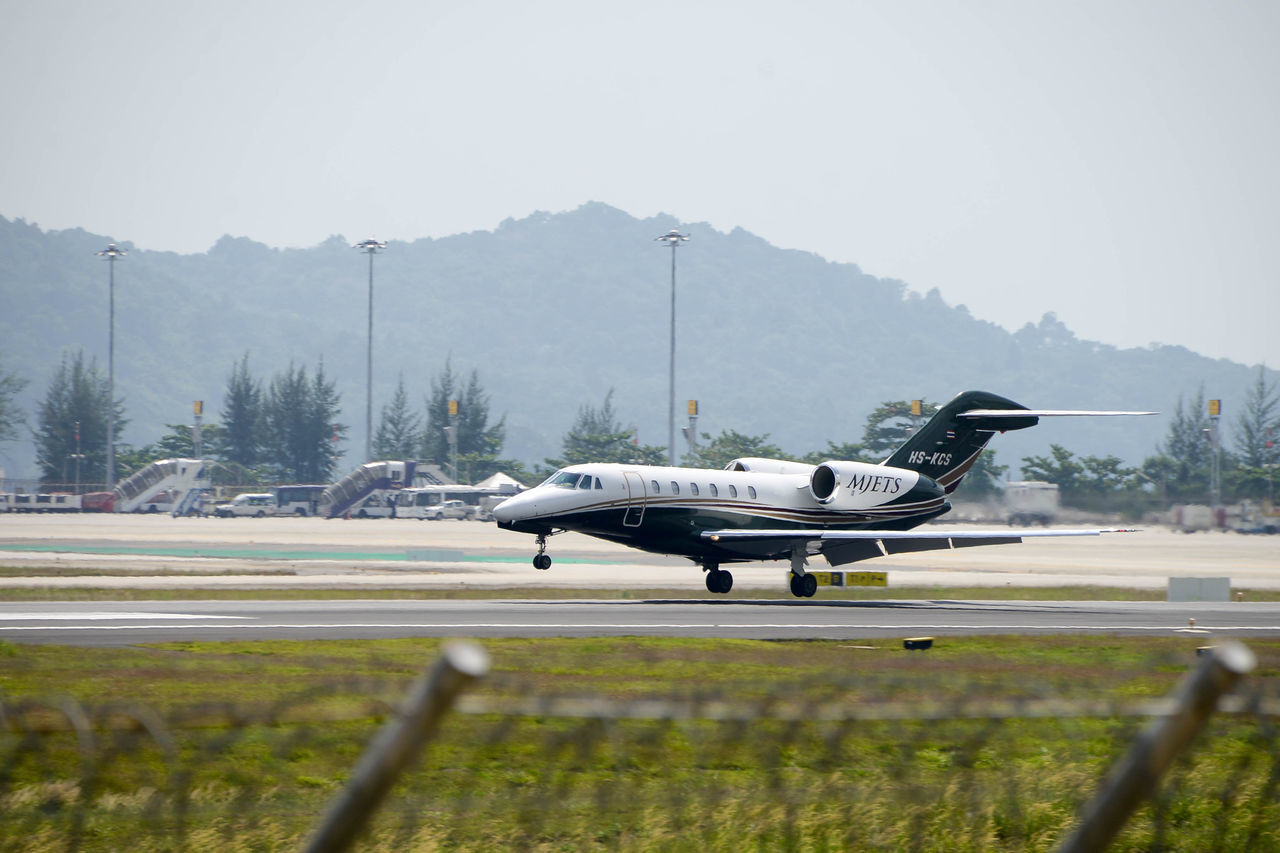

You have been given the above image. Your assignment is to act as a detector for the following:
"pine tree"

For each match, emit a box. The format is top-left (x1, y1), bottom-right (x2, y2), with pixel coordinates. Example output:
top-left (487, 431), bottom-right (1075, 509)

top-left (422, 361), bottom-right (509, 481)
top-left (0, 354), bottom-right (27, 445)
top-left (372, 374), bottom-right (421, 460)
top-left (1232, 367), bottom-right (1279, 499)
top-left (262, 361), bottom-right (346, 483)
top-left (546, 390), bottom-right (666, 469)
top-left (34, 349), bottom-right (125, 487)
top-left (220, 353), bottom-right (263, 469)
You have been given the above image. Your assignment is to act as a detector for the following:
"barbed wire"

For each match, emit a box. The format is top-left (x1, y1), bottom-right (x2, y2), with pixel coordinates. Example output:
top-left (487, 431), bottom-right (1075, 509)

top-left (3, 671), bottom-right (1278, 852)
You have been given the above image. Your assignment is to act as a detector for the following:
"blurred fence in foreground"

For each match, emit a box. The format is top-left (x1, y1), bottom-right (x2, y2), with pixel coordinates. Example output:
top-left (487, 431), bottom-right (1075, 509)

top-left (3, 654), bottom-right (1279, 852)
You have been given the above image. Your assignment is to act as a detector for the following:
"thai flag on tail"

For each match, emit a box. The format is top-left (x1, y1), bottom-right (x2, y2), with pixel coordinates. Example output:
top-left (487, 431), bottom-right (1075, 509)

top-left (945, 429), bottom-right (956, 439)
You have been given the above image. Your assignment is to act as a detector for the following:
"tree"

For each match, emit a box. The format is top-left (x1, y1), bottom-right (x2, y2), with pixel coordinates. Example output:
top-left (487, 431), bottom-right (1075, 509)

top-left (1230, 368), bottom-right (1279, 500)
top-left (683, 429), bottom-right (787, 469)
top-left (34, 350), bottom-right (125, 487)
top-left (862, 399), bottom-right (939, 459)
top-left (153, 421), bottom-right (228, 460)
top-left (261, 361), bottom-right (346, 483)
top-left (220, 353), bottom-right (264, 469)
top-left (0, 354), bottom-right (27, 445)
top-left (1021, 444), bottom-right (1085, 495)
top-left (798, 441), bottom-right (871, 465)
top-left (1023, 444), bottom-right (1137, 510)
top-left (421, 361), bottom-right (510, 482)
top-left (372, 374), bottom-right (421, 460)
top-left (545, 389), bottom-right (666, 470)
top-left (960, 451), bottom-right (1008, 498)
top-left (1141, 388), bottom-right (1212, 503)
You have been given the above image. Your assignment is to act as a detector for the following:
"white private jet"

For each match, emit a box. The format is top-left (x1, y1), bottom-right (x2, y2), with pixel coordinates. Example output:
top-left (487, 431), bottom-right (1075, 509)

top-left (492, 390), bottom-right (1154, 597)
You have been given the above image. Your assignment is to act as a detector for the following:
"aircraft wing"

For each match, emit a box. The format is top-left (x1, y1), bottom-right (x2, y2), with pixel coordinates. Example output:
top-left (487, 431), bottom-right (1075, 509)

top-left (700, 527), bottom-right (1134, 566)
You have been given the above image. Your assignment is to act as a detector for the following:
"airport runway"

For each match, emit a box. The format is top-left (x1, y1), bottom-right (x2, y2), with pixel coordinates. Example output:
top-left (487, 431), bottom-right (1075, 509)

top-left (1, 514), bottom-right (1278, 590)
top-left (0, 514), bottom-right (1276, 644)
top-left (2, 597), bottom-right (1278, 646)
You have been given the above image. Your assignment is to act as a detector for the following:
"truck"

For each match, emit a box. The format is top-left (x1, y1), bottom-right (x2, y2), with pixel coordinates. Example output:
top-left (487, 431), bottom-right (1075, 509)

top-left (1005, 481), bottom-right (1059, 526)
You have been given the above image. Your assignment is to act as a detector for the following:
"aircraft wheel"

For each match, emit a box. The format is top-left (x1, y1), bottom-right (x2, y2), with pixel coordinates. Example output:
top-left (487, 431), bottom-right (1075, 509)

top-left (533, 554), bottom-right (552, 570)
top-left (705, 568), bottom-right (729, 594)
top-left (801, 573), bottom-right (818, 597)
top-left (717, 569), bottom-right (734, 594)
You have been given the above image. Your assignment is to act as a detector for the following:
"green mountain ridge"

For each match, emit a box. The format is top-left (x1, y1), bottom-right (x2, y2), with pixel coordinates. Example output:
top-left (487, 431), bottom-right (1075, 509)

top-left (0, 202), bottom-right (1269, 481)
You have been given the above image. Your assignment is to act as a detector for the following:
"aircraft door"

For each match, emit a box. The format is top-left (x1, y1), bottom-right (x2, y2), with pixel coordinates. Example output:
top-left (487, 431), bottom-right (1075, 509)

top-left (622, 471), bottom-right (645, 527)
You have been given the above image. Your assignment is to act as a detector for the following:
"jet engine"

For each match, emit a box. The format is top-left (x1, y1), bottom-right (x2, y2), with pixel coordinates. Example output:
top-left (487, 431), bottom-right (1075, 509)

top-left (809, 462), bottom-right (857, 504)
top-left (808, 461), bottom-right (927, 508)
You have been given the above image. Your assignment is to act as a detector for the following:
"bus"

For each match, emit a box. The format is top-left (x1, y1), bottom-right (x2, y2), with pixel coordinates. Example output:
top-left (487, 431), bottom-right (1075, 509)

top-left (273, 484), bottom-right (328, 516)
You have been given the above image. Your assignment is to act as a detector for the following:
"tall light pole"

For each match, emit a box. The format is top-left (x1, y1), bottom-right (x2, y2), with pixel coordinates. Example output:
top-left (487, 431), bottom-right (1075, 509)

top-left (95, 243), bottom-right (126, 490)
top-left (655, 229), bottom-right (688, 466)
top-left (354, 239), bottom-right (387, 463)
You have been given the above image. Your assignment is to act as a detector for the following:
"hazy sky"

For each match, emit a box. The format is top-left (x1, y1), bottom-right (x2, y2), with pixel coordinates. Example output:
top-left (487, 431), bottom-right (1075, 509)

top-left (3, 1), bottom-right (1277, 368)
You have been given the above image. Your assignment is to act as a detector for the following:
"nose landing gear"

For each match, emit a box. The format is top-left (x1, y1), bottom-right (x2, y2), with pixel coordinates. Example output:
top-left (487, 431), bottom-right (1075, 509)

top-left (533, 534), bottom-right (552, 570)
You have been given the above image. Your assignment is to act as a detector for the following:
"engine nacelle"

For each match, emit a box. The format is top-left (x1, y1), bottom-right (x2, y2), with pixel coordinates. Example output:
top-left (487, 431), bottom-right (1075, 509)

top-left (808, 461), bottom-right (927, 508)
top-left (724, 457), bottom-right (817, 476)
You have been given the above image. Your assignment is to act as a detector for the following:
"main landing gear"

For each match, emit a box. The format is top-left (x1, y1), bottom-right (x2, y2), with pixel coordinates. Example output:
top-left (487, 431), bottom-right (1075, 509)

top-left (533, 534), bottom-right (552, 570)
top-left (789, 572), bottom-right (818, 598)
top-left (788, 545), bottom-right (817, 597)
top-left (703, 562), bottom-right (734, 594)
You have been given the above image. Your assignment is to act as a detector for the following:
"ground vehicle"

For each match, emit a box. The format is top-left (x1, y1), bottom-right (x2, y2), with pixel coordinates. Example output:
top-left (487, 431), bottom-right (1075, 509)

top-left (214, 493), bottom-right (275, 518)
top-left (1005, 481), bottom-right (1059, 526)
top-left (274, 484), bottom-right (327, 516)
top-left (4, 493), bottom-right (82, 513)
top-left (395, 488), bottom-right (482, 520)
top-left (350, 491), bottom-right (396, 518)
top-left (430, 499), bottom-right (476, 520)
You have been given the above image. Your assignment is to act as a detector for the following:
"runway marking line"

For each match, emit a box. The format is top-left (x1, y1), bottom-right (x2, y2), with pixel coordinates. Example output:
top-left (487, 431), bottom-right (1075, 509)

top-left (4, 623), bottom-right (1280, 632)
top-left (0, 612), bottom-right (248, 621)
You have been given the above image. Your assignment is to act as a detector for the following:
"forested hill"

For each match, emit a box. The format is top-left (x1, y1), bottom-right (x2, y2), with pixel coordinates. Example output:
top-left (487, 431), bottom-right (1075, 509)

top-left (0, 202), bottom-right (1270, 477)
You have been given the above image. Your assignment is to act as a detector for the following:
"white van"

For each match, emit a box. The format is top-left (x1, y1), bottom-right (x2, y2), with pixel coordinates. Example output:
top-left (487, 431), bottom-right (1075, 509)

top-left (214, 493), bottom-right (275, 518)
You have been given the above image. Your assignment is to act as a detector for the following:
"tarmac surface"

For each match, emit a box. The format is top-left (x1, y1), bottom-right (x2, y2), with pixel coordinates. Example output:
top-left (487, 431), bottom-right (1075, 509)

top-left (0, 513), bottom-right (1276, 591)
top-left (3, 597), bottom-right (1278, 645)
top-left (1, 514), bottom-right (1277, 643)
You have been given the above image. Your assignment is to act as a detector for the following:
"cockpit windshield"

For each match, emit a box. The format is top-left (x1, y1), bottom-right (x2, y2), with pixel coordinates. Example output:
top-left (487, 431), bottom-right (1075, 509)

top-left (543, 470), bottom-right (583, 489)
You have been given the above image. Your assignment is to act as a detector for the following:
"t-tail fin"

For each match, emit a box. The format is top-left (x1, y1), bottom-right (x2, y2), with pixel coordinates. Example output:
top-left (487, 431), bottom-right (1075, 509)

top-left (884, 391), bottom-right (1038, 494)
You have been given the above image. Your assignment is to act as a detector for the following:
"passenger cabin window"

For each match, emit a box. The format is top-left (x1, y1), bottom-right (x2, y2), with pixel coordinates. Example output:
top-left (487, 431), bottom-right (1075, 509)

top-left (670, 481), bottom-right (680, 495)
top-left (690, 483), bottom-right (699, 496)
top-left (709, 484), bottom-right (719, 497)
top-left (728, 485), bottom-right (738, 498)
top-left (651, 480), bottom-right (660, 494)
top-left (748, 486), bottom-right (758, 499)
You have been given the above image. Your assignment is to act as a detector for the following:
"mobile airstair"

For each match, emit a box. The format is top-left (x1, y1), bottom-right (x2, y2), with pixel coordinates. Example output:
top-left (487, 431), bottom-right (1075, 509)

top-left (111, 458), bottom-right (211, 514)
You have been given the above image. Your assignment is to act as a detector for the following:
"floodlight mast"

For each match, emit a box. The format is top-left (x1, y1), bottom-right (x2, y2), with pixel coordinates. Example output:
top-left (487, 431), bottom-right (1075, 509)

top-left (354, 239), bottom-right (387, 463)
top-left (95, 243), bottom-right (127, 490)
top-left (655, 229), bottom-right (689, 466)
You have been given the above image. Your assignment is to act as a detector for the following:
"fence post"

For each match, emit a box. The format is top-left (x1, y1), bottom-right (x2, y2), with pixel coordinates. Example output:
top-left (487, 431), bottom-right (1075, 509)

top-left (1057, 640), bottom-right (1255, 853)
top-left (302, 641), bottom-right (491, 853)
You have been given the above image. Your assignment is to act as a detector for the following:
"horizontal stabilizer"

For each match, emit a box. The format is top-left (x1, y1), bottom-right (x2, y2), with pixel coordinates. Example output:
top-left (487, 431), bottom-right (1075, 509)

top-left (958, 409), bottom-right (1156, 418)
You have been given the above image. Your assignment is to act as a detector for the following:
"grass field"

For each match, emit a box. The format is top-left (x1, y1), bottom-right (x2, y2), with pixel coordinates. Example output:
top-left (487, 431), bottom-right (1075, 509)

top-left (2, 633), bottom-right (1279, 850)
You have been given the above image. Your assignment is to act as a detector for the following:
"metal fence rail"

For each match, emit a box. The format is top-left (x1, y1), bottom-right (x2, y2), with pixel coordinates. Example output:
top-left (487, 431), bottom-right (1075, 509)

top-left (2, 647), bottom-right (1278, 852)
